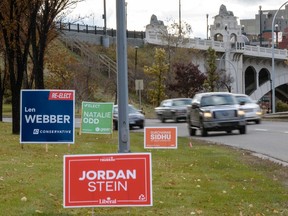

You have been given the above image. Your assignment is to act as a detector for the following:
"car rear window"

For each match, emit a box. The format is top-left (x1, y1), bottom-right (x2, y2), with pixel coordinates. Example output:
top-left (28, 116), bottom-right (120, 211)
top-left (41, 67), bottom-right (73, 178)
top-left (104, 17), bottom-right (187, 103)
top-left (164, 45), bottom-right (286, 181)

top-left (173, 99), bottom-right (192, 106)
top-left (236, 96), bottom-right (253, 103)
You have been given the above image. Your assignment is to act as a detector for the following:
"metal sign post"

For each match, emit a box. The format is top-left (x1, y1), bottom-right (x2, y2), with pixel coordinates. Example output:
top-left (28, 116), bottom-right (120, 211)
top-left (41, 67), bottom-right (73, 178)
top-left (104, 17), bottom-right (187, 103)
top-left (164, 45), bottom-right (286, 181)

top-left (135, 79), bottom-right (144, 108)
top-left (116, 0), bottom-right (130, 153)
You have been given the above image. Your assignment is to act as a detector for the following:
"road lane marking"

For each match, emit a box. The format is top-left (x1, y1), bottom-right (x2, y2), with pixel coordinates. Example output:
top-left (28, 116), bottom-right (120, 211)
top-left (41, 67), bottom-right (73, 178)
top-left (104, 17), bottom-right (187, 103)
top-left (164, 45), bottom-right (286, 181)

top-left (254, 129), bottom-right (268, 132)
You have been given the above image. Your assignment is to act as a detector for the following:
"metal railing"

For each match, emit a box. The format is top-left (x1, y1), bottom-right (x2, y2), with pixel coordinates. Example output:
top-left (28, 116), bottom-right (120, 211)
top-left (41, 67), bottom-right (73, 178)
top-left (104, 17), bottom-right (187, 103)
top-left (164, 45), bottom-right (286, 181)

top-left (58, 32), bottom-right (117, 77)
top-left (56, 22), bottom-right (145, 39)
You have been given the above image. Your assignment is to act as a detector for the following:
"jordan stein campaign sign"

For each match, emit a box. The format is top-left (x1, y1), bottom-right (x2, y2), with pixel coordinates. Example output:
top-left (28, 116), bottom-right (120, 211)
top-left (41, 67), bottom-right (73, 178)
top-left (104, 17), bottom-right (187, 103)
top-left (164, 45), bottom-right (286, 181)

top-left (63, 153), bottom-right (152, 208)
top-left (20, 90), bottom-right (75, 143)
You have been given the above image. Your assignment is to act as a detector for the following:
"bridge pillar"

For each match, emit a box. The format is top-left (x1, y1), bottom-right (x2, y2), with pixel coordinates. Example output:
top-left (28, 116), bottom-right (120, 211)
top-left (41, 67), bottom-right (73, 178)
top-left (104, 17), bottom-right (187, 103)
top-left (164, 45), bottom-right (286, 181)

top-left (211, 4), bottom-right (245, 94)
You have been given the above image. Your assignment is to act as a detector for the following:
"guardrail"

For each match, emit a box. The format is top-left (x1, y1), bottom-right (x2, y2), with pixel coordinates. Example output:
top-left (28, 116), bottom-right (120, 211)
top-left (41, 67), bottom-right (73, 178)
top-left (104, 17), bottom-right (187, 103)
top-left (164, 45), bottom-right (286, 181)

top-left (263, 112), bottom-right (288, 120)
top-left (56, 22), bottom-right (145, 39)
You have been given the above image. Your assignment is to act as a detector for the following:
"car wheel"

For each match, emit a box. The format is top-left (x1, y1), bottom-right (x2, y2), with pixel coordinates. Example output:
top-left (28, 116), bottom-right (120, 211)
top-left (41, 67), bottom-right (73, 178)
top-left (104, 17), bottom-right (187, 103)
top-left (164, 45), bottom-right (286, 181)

top-left (226, 130), bottom-right (232, 134)
top-left (113, 121), bottom-right (118, 130)
top-left (160, 115), bottom-right (165, 123)
top-left (173, 114), bottom-right (178, 123)
top-left (200, 122), bottom-right (208, 137)
top-left (140, 122), bottom-right (144, 129)
top-left (189, 127), bottom-right (196, 136)
top-left (239, 125), bottom-right (246, 134)
top-left (255, 119), bottom-right (261, 124)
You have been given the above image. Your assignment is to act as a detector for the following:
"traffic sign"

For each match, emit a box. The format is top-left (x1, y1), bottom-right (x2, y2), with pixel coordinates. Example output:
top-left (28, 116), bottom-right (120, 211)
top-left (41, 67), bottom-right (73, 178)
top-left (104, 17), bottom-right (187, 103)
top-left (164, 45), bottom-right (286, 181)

top-left (135, 79), bottom-right (144, 90)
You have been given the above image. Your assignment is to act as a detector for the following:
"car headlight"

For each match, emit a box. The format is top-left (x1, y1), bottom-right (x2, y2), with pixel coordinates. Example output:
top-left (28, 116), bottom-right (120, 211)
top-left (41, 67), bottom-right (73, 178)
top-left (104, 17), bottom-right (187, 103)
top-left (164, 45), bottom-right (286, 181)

top-left (256, 111), bottom-right (262, 116)
top-left (203, 112), bottom-right (212, 118)
top-left (238, 110), bottom-right (245, 116)
top-left (256, 107), bottom-right (262, 116)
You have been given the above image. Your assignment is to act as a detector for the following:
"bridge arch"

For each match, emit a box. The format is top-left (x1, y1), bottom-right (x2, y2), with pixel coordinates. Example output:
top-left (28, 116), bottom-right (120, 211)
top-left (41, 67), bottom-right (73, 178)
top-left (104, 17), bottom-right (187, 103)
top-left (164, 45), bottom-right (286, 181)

top-left (259, 68), bottom-right (270, 86)
top-left (250, 73), bottom-right (288, 101)
top-left (214, 33), bottom-right (223, 42)
top-left (244, 66), bottom-right (257, 95)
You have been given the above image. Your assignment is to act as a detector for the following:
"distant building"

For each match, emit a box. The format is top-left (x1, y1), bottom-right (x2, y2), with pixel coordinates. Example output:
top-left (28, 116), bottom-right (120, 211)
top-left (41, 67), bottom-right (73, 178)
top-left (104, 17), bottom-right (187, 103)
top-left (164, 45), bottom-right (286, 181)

top-left (240, 5), bottom-right (288, 48)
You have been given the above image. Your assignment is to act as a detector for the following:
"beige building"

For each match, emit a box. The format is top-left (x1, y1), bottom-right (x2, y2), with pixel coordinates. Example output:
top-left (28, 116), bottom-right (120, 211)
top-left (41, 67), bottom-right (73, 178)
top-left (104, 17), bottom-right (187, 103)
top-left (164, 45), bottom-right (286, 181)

top-left (240, 5), bottom-right (288, 46)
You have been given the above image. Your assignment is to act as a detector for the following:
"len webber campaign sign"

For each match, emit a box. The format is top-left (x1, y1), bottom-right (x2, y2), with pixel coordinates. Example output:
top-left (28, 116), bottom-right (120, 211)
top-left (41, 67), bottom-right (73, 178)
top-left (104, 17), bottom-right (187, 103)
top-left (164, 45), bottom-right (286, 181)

top-left (20, 90), bottom-right (75, 143)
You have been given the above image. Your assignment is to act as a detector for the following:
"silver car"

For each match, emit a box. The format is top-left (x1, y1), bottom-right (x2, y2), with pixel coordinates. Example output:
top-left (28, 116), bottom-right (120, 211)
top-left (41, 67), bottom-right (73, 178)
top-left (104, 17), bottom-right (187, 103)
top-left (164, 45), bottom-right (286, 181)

top-left (155, 98), bottom-right (192, 123)
top-left (234, 94), bottom-right (262, 124)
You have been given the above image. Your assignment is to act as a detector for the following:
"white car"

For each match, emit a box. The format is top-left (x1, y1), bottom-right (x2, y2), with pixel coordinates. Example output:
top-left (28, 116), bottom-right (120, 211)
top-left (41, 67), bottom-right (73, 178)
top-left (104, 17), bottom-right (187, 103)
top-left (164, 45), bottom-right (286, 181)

top-left (234, 94), bottom-right (262, 124)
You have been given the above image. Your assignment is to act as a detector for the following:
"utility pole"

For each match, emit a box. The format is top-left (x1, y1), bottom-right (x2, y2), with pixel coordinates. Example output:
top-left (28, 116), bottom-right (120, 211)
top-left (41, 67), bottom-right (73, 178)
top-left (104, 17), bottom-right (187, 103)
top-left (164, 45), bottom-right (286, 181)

top-left (206, 14), bottom-right (209, 39)
top-left (259, 5), bottom-right (262, 47)
top-left (116, 0), bottom-right (130, 153)
top-left (179, 0), bottom-right (182, 36)
top-left (103, 0), bottom-right (107, 36)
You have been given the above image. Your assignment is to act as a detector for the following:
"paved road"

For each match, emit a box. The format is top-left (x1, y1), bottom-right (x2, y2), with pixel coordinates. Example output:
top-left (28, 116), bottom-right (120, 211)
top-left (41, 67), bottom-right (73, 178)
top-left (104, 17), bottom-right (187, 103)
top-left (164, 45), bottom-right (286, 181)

top-left (4, 117), bottom-right (288, 165)
top-left (141, 119), bottom-right (288, 165)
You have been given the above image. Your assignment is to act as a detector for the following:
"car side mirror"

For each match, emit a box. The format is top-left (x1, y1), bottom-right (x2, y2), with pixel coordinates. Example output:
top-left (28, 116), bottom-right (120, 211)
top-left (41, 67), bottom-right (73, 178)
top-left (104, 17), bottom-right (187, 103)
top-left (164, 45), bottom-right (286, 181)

top-left (239, 101), bottom-right (245, 106)
top-left (192, 103), bottom-right (199, 109)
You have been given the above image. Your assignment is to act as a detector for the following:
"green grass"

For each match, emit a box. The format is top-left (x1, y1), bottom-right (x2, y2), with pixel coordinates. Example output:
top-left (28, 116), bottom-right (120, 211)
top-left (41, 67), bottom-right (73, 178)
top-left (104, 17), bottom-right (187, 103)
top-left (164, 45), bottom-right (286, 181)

top-left (0, 122), bottom-right (288, 215)
top-left (3, 103), bottom-right (12, 116)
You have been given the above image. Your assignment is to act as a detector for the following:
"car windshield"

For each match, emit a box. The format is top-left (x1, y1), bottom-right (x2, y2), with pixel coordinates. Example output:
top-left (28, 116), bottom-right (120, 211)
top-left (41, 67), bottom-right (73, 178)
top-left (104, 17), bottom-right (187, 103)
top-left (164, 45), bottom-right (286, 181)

top-left (172, 99), bottom-right (192, 106)
top-left (128, 105), bottom-right (139, 113)
top-left (235, 96), bottom-right (253, 104)
top-left (113, 105), bottom-right (139, 114)
top-left (201, 95), bottom-right (235, 107)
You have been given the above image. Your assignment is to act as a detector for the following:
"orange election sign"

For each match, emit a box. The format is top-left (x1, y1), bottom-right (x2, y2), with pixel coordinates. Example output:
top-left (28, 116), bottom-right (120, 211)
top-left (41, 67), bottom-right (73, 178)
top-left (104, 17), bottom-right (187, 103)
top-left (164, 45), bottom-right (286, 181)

top-left (144, 127), bottom-right (177, 149)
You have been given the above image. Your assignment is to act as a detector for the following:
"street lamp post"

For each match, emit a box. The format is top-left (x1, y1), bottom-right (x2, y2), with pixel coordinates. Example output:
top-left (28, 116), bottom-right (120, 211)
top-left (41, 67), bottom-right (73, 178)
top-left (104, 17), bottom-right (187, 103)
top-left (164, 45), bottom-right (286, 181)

top-left (271, 1), bottom-right (288, 113)
top-left (179, 0), bottom-right (182, 36)
top-left (275, 24), bottom-right (279, 48)
top-left (218, 53), bottom-right (238, 93)
top-left (103, 0), bottom-right (107, 36)
top-left (206, 14), bottom-right (209, 40)
top-left (259, 5), bottom-right (262, 47)
top-left (270, 79), bottom-right (273, 113)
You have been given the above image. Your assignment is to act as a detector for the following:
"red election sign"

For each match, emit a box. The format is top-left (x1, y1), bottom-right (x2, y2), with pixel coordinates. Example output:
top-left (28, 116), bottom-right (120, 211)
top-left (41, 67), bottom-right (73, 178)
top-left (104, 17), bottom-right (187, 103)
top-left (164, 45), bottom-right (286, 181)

top-left (63, 153), bottom-right (152, 208)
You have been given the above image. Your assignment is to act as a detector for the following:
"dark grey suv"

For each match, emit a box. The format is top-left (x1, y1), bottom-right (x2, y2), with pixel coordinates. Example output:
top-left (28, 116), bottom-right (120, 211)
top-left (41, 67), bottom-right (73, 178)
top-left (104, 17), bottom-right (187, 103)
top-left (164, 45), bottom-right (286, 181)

top-left (155, 98), bottom-right (192, 123)
top-left (187, 92), bottom-right (246, 137)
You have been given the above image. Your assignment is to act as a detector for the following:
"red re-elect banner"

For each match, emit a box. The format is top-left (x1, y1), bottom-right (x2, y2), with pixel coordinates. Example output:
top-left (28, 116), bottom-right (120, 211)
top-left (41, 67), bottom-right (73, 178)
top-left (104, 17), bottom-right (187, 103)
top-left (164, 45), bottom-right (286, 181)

top-left (49, 90), bottom-right (74, 100)
top-left (63, 153), bottom-right (152, 208)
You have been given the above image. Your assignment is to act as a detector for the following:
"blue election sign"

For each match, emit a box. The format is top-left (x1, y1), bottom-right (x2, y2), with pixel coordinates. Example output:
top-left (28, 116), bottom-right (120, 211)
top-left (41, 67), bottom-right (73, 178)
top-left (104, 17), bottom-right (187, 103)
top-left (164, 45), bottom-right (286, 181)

top-left (20, 90), bottom-right (75, 143)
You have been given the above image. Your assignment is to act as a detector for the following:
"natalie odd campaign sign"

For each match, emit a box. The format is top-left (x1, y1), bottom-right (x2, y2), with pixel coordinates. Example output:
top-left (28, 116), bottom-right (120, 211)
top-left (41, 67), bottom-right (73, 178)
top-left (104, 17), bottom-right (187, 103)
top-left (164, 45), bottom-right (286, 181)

top-left (144, 127), bottom-right (177, 149)
top-left (63, 153), bottom-right (152, 208)
top-left (81, 102), bottom-right (113, 134)
top-left (20, 90), bottom-right (75, 143)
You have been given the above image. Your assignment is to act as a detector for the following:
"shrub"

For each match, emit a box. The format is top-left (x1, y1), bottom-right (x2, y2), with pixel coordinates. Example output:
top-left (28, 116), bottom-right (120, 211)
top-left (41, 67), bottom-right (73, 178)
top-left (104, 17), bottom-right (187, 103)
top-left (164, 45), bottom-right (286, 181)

top-left (276, 100), bottom-right (288, 112)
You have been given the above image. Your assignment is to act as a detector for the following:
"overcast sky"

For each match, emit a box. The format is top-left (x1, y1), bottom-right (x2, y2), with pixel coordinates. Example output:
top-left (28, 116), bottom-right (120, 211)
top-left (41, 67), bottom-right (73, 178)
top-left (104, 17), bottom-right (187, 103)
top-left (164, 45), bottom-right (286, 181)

top-left (68, 0), bottom-right (287, 38)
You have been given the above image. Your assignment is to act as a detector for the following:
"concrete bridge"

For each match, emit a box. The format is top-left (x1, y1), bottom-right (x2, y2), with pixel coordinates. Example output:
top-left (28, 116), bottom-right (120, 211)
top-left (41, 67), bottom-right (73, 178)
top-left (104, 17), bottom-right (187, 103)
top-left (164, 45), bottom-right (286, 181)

top-left (144, 5), bottom-right (288, 106)
top-left (57, 5), bottom-right (288, 106)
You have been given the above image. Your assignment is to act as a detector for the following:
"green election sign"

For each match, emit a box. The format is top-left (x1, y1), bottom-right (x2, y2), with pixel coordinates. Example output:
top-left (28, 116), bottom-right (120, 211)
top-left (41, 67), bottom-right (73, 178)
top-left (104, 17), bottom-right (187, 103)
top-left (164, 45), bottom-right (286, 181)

top-left (81, 102), bottom-right (114, 134)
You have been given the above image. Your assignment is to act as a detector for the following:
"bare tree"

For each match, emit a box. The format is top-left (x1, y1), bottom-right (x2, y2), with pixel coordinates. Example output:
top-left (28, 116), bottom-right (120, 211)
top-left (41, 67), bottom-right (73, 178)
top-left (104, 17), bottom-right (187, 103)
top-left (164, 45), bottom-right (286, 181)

top-left (31, 0), bottom-right (83, 89)
top-left (0, 0), bottom-right (81, 133)
top-left (0, 0), bottom-right (32, 133)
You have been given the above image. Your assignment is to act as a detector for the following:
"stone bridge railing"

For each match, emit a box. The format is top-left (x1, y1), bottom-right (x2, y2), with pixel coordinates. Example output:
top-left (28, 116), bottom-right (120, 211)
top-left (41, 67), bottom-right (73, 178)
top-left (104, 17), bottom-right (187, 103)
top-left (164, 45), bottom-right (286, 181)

top-left (146, 35), bottom-right (288, 60)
